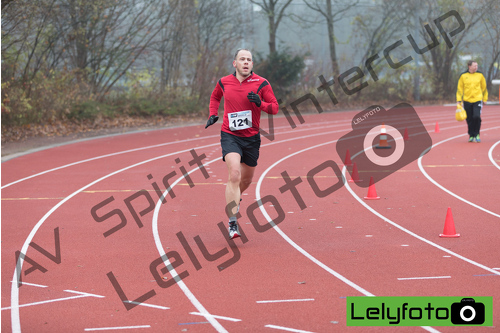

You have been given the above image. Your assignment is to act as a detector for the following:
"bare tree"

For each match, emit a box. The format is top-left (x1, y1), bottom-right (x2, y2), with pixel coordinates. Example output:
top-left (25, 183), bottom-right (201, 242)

top-left (477, 1), bottom-right (500, 92)
top-left (303, 0), bottom-right (359, 76)
top-left (187, 0), bottom-right (244, 102)
top-left (353, 0), bottom-right (413, 67)
top-left (60, 0), bottom-right (180, 98)
top-left (249, 0), bottom-right (293, 54)
top-left (416, 0), bottom-right (493, 98)
top-left (153, 0), bottom-right (193, 93)
top-left (1, 0), bottom-right (15, 10)
top-left (2, 0), bottom-right (60, 92)
top-left (2, 0), bottom-right (180, 99)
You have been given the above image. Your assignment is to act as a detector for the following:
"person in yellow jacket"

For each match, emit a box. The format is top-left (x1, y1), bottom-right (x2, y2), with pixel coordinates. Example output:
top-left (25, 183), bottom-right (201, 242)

top-left (456, 60), bottom-right (488, 142)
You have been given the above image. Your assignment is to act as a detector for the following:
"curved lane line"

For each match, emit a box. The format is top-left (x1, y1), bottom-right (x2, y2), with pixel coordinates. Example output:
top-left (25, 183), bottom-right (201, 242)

top-left (151, 157), bottom-right (228, 333)
top-left (13, 122), bottom-right (379, 332)
top-left (147, 123), bottom-right (438, 331)
top-left (2, 112), bottom-right (470, 189)
top-left (10, 116), bottom-right (499, 331)
top-left (341, 162), bottom-right (500, 277)
top-left (9, 143), bottom-right (220, 333)
top-left (488, 140), bottom-right (500, 171)
top-left (256, 126), bottom-right (500, 279)
top-left (254, 125), bottom-right (500, 333)
top-left (256, 139), bottom-right (375, 295)
top-left (2, 119), bottom-right (349, 189)
top-left (1, 134), bottom-right (219, 189)
top-left (9, 125), bottom-right (364, 332)
top-left (417, 127), bottom-right (500, 218)
top-left (255, 142), bottom-right (441, 333)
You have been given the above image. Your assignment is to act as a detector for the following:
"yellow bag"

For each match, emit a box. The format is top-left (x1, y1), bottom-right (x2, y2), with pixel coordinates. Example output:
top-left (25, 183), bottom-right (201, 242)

top-left (455, 103), bottom-right (467, 121)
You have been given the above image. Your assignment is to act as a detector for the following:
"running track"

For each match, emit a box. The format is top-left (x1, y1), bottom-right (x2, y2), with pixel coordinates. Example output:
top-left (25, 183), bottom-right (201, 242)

top-left (2, 105), bottom-right (500, 332)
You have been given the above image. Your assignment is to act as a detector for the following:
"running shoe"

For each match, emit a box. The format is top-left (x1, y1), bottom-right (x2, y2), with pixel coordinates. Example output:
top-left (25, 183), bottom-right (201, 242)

top-left (475, 135), bottom-right (481, 143)
top-left (229, 221), bottom-right (240, 239)
top-left (468, 136), bottom-right (474, 142)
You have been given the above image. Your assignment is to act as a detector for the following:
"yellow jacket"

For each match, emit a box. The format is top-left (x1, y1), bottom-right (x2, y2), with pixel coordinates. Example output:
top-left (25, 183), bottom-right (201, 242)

top-left (456, 71), bottom-right (488, 103)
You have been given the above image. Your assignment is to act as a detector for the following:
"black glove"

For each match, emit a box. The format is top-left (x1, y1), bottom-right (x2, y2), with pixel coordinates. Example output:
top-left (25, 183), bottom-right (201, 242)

top-left (247, 91), bottom-right (261, 107)
top-left (205, 115), bottom-right (219, 129)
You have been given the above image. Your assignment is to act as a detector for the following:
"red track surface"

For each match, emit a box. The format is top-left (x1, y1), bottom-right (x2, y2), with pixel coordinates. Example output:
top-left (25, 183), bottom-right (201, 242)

top-left (2, 105), bottom-right (500, 332)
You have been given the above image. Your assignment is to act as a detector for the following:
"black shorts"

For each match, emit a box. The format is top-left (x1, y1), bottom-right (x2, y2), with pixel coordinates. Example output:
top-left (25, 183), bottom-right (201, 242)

top-left (221, 131), bottom-right (261, 167)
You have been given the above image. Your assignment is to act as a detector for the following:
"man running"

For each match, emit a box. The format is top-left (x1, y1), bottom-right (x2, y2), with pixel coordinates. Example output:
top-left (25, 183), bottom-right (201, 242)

top-left (456, 60), bottom-right (488, 142)
top-left (205, 48), bottom-right (279, 239)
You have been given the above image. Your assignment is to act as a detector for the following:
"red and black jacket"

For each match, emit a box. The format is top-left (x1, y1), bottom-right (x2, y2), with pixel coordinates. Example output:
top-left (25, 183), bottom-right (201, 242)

top-left (209, 72), bottom-right (279, 137)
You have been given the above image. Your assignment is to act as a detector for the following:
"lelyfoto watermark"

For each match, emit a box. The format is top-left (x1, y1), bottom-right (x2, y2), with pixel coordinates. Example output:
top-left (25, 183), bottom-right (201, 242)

top-left (336, 103), bottom-right (432, 187)
top-left (353, 106), bottom-right (382, 125)
top-left (347, 296), bottom-right (493, 326)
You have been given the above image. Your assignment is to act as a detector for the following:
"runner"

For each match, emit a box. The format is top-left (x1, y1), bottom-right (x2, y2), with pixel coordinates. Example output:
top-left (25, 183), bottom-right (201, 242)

top-left (205, 48), bottom-right (279, 238)
top-left (456, 60), bottom-right (488, 142)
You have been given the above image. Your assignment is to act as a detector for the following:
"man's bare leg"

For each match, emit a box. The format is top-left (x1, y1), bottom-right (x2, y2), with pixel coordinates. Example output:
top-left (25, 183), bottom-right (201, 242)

top-left (239, 162), bottom-right (256, 201)
top-left (225, 153), bottom-right (242, 219)
top-left (225, 153), bottom-right (256, 238)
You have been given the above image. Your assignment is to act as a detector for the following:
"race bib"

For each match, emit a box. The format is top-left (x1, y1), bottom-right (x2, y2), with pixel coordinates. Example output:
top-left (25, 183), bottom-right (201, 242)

top-left (229, 110), bottom-right (252, 131)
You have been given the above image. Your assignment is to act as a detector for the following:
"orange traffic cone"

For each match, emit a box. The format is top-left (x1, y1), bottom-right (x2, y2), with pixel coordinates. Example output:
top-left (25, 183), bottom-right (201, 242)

top-left (344, 149), bottom-right (352, 166)
top-left (376, 123), bottom-right (391, 149)
top-left (348, 162), bottom-right (361, 183)
top-left (439, 207), bottom-right (460, 238)
top-left (364, 176), bottom-right (380, 200)
top-left (435, 122), bottom-right (440, 133)
top-left (403, 128), bottom-right (409, 141)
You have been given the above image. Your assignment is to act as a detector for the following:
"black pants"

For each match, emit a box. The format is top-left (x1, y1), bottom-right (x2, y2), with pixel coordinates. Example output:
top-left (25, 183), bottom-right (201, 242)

top-left (463, 101), bottom-right (482, 137)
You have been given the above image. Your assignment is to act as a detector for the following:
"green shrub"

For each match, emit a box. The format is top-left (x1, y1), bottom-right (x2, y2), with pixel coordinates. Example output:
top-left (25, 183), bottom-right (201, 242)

top-left (1, 69), bottom-right (91, 126)
top-left (165, 96), bottom-right (202, 115)
top-left (254, 49), bottom-right (306, 98)
top-left (68, 101), bottom-right (117, 121)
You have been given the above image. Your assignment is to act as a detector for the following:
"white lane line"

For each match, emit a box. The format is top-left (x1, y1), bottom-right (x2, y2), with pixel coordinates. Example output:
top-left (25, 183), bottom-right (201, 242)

top-left (152, 156), bottom-right (228, 333)
top-left (255, 123), bottom-right (500, 333)
top-left (256, 298), bottom-right (315, 304)
top-left (2, 111), bottom-right (463, 189)
top-left (148, 120), bottom-right (447, 332)
top-left (10, 124), bottom-right (361, 332)
top-left (341, 131), bottom-right (500, 278)
top-left (64, 290), bottom-right (105, 298)
top-left (397, 276), bottom-right (451, 281)
top-left (3, 289), bottom-right (104, 311)
top-left (10, 143), bottom-right (221, 333)
top-left (10, 281), bottom-right (47, 288)
top-left (149, 123), bottom-right (421, 332)
top-left (123, 301), bottom-right (169, 310)
top-left (9, 114), bottom-right (482, 331)
top-left (190, 312), bottom-right (242, 322)
top-left (0, 119), bottom-right (344, 189)
top-left (1, 134), bottom-right (219, 189)
top-left (265, 324), bottom-right (316, 333)
top-left (148, 122), bottom-right (417, 332)
top-left (84, 325), bottom-right (150, 331)
top-left (488, 140), bottom-right (500, 171)
top-left (343, 162), bottom-right (500, 277)
top-left (256, 138), bottom-right (375, 299)
top-left (2, 295), bottom-right (88, 310)
top-left (417, 127), bottom-right (500, 218)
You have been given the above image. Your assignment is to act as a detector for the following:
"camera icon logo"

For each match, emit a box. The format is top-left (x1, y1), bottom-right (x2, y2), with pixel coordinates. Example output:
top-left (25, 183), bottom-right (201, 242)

top-left (336, 103), bottom-right (432, 187)
top-left (450, 298), bottom-right (485, 325)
